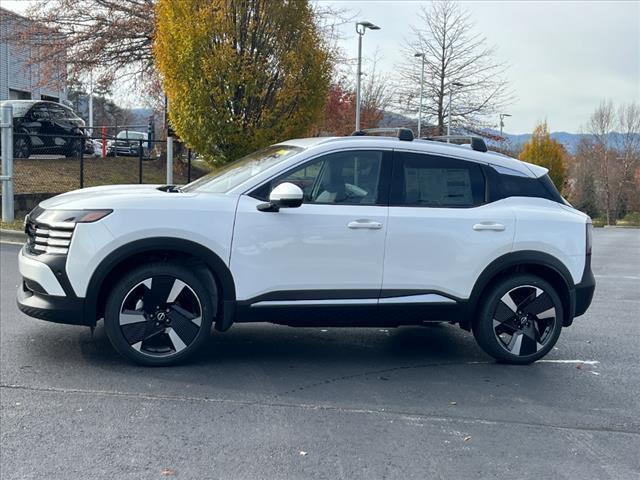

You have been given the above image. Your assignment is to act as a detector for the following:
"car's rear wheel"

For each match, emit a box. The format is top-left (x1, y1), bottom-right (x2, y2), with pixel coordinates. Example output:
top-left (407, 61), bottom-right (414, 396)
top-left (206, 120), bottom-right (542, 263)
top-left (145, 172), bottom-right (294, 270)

top-left (472, 274), bottom-right (563, 364)
top-left (104, 263), bottom-right (213, 366)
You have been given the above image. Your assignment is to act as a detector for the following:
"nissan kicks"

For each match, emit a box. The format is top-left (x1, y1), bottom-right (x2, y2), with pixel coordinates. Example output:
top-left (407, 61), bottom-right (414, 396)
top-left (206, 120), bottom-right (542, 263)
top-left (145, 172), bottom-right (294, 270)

top-left (17, 130), bottom-right (595, 366)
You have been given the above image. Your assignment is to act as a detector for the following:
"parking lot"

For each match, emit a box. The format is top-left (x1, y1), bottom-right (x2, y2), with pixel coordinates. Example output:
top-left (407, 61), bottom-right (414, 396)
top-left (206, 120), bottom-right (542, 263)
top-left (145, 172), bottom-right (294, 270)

top-left (0, 228), bottom-right (638, 479)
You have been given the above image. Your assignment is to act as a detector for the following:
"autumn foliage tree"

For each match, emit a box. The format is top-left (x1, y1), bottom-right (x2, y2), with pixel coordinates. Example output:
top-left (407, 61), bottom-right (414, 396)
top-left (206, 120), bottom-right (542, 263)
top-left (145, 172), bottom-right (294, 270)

top-left (314, 68), bottom-right (390, 136)
top-left (155, 0), bottom-right (331, 163)
top-left (519, 122), bottom-right (568, 191)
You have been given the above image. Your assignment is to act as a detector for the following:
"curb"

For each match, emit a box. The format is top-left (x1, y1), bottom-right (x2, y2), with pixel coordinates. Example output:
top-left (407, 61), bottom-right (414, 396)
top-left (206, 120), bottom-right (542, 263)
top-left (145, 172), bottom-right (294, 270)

top-left (0, 229), bottom-right (25, 244)
top-left (603, 225), bottom-right (640, 229)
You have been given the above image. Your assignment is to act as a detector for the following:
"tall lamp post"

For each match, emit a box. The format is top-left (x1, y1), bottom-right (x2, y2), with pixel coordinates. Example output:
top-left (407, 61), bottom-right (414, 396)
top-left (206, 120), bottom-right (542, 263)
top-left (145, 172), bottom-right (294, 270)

top-left (355, 21), bottom-right (380, 131)
top-left (447, 81), bottom-right (464, 141)
top-left (499, 113), bottom-right (512, 138)
top-left (88, 70), bottom-right (94, 136)
top-left (414, 52), bottom-right (425, 138)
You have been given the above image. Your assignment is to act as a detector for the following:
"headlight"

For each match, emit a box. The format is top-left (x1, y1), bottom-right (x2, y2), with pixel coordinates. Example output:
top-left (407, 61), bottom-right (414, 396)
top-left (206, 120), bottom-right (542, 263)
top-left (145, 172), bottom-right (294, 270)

top-left (35, 209), bottom-right (113, 228)
top-left (25, 209), bottom-right (112, 255)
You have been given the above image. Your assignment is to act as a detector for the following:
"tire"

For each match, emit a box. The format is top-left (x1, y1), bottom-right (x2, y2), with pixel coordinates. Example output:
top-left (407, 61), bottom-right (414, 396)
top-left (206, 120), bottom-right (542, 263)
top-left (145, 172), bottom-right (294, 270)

top-left (65, 138), bottom-right (83, 158)
top-left (14, 135), bottom-right (31, 159)
top-left (472, 274), bottom-right (564, 365)
top-left (104, 262), bottom-right (214, 366)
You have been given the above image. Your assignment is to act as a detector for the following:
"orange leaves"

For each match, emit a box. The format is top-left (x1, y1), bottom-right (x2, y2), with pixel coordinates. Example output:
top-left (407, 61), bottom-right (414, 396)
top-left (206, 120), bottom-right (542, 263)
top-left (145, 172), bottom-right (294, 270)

top-left (520, 121), bottom-right (568, 192)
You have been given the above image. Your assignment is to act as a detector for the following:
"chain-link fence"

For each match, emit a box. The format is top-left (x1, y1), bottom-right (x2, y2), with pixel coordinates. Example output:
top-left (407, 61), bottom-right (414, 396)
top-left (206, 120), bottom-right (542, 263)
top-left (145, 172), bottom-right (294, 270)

top-left (10, 132), bottom-right (207, 195)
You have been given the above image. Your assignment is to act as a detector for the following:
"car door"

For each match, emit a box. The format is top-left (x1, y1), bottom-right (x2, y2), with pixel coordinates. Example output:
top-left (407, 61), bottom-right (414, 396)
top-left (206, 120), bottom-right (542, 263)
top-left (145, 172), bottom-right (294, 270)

top-left (25, 103), bottom-right (52, 152)
top-left (231, 149), bottom-right (391, 319)
top-left (381, 150), bottom-right (515, 304)
top-left (46, 104), bottom-right (73, 154)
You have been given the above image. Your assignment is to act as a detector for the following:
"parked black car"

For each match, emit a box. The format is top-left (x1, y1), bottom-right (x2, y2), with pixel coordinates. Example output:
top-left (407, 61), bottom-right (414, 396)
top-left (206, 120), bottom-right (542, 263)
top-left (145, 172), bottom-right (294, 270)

top-left (107, 130), bottom-right (151, 158)
top-left (0, 100), bottom-right (90, 159)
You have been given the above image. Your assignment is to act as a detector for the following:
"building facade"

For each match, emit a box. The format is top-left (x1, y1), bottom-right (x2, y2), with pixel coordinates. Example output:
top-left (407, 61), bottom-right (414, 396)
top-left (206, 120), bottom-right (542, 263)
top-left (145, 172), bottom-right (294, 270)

top-left (0, 7), bottom-right (67, 102)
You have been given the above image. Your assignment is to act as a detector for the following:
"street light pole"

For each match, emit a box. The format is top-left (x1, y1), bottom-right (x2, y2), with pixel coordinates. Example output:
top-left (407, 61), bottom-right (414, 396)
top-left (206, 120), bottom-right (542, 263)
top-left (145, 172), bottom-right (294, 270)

top-left (355, 21), bottom-right (380, 132)
top-left (499, 113), bottom-right (512, 138)
top-left (88, 70), bottom-right (93, 136)
top-left (414, 53), bottom-right (425, 138)
top-left (447, 82), bottom-right (464, 142)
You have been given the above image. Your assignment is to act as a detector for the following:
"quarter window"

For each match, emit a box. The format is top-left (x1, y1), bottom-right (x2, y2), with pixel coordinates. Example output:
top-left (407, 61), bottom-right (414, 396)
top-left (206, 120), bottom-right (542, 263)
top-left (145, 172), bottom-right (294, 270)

top-left (392, 152), bottom-right (485, 207)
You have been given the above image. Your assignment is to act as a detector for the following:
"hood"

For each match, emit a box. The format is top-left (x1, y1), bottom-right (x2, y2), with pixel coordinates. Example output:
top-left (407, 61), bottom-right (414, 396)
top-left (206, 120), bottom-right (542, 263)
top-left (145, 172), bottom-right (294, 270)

top-left (39, 184), bottom-right (183, 210)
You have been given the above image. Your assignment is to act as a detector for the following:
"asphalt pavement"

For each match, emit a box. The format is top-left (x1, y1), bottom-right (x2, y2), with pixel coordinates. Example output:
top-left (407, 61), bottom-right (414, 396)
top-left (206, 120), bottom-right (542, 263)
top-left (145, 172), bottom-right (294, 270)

top-left (1, 229), bottom-right (639, 480)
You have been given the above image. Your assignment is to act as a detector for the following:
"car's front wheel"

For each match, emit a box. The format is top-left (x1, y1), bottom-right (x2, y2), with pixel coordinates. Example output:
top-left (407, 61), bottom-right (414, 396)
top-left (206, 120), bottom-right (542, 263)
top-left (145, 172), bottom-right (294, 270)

top-left (14, 135), bottom-right (31, 159)
top-left (472, 274), bottom-right (564, 364)
top-left (104, 263), bottom-right (214, 366)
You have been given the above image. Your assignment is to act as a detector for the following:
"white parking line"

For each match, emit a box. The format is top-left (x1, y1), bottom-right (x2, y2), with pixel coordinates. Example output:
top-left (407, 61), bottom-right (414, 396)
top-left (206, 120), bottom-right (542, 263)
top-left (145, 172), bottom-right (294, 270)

top-left (536, 360), bottom-right (599, 365)
top-left (595, 275), bottom-right (640, 280)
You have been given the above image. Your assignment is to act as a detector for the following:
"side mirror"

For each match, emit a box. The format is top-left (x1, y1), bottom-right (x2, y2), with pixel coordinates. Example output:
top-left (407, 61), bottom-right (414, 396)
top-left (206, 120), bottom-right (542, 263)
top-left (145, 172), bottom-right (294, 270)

top-left (257, 182), bottom-right (304, 212)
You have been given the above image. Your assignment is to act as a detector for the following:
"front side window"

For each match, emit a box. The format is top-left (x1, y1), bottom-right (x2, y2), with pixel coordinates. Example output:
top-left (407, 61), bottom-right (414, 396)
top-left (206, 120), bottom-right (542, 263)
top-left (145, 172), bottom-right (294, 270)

top-left (30, 104), bottom-right (50, 121)
top-left (392, 152), bottom-right (485, 207)
top-left (254, 150), bottom-right (384, 205)
top-left (47, 105), bottom-right (66, 120)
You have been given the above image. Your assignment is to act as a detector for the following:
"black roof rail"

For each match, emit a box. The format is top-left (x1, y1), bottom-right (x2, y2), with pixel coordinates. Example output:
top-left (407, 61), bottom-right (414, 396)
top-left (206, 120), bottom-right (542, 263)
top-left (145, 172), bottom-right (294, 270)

top-left (351, 127), bottom-right (414, 142)
top-left (423, 135), bottom-right (488, 152)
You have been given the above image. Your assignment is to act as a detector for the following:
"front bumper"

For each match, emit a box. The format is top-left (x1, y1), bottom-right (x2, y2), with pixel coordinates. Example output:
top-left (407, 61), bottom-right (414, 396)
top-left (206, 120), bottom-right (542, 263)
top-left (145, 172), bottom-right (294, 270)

top-left (17, 282), bottom-right (87, 325)
top-left (17, 247), bottom-right (91, 326)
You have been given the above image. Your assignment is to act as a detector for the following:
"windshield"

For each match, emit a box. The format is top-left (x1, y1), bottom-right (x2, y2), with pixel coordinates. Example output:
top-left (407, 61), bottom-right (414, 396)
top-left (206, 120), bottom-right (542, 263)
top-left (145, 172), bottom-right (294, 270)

top-left (0, 101), bottom-right (35, 118)
top-left (182, 145), bottom-right (303, 193)
top-left (117, 131), bottom-right (146, 139)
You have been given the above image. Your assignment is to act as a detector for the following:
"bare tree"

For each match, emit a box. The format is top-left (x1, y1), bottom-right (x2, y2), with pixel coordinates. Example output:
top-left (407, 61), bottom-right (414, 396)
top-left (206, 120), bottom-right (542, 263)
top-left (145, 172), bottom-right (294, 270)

top-left (614, 102), bottom-right (640, 215)
top-left (395, 0), bottom-right (512, 135)
top-left (581, 101), bottom-right (640, 224)
top-left (585, 101), bottom-right (618, 225)
top-left (19, 0), bottom-right (156, 89)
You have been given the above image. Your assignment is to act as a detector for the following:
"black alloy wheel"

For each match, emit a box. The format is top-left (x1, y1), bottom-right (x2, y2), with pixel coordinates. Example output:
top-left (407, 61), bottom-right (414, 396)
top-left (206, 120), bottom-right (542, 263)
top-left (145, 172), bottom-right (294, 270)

top-left (105, 263), bottom-right (214, 366)
top-left (473, 274), bottom-right (564, 364)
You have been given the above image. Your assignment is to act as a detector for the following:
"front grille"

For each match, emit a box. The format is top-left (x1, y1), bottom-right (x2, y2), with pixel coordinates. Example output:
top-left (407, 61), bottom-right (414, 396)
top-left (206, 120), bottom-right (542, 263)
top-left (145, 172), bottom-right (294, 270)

top-left (25, 215), bottom-right (75, 256)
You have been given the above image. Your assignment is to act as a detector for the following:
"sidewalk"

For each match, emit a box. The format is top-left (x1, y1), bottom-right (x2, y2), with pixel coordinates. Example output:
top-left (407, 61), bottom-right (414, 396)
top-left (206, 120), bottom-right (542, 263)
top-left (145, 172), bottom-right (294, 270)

top-left (0, 229), bottom-right (25, 244)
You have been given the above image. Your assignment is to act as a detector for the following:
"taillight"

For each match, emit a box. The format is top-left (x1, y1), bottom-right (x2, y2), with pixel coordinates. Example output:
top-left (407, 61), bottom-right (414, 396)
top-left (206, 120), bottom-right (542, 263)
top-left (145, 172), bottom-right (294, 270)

top-left (586, 222), bottom-right (593, 256)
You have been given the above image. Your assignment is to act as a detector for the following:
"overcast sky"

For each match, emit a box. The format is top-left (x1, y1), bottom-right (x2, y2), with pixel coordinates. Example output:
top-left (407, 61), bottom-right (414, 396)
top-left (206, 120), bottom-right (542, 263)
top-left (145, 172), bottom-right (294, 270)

top-left (4, 0), bottom-right (639, 133)
top-left (320, 0), bottom-right (639, 133)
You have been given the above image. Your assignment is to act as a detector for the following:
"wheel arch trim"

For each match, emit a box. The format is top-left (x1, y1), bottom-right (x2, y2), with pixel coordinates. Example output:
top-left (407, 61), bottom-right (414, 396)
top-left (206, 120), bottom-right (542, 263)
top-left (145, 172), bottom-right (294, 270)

top-left (84, 237), bottom-right (236, 327)
top-left (467, 250), bottom-right (575, 328)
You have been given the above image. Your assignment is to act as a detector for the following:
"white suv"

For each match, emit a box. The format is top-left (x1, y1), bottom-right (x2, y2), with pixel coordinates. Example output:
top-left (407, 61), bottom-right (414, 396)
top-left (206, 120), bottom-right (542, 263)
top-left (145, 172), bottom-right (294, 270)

top-left (17, 130), bottom-right (595, 366)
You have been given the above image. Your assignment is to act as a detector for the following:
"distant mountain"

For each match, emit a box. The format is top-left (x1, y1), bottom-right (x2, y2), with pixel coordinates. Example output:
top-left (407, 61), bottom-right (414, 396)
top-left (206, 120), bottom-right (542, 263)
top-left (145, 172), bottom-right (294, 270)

top-left (492, 130), bottom-right (632, 154)
top-left (378, 110), bottom-right (629, 155)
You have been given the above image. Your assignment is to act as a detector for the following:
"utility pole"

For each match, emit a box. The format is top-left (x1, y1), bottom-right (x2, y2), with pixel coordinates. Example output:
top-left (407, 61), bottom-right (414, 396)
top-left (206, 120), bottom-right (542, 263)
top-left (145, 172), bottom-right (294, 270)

top-left (499, 113), bottom-right (512, 138)
top-left (88, 70), bottom-right (94, 136)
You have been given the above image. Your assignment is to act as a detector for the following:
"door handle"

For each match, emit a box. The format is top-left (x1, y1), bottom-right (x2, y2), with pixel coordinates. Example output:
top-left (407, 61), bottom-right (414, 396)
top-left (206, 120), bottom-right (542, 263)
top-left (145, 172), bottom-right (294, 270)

top-left (473, 222), bottom-right (505, 231)
top-left (348, 220), bottom-right (383, 230)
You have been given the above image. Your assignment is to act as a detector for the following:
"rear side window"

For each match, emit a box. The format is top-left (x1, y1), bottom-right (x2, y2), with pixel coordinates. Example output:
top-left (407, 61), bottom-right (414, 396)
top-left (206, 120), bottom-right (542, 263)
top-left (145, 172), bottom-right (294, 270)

top-left (391, 152), bottom-right (485, 207)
